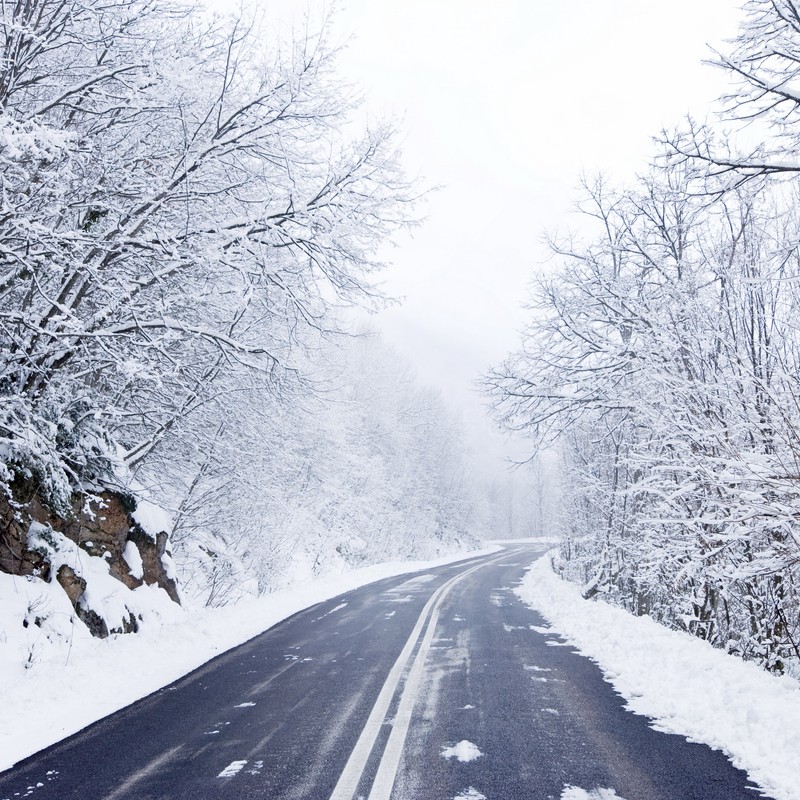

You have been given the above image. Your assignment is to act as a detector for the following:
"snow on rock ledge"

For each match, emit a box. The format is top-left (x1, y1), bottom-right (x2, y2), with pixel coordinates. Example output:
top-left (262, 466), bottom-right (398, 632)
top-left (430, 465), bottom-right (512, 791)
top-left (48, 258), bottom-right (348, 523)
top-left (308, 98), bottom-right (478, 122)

top-left (0, 487), bottom-right (180, 639)
top-left (132, 499), bottom-right (173, 540)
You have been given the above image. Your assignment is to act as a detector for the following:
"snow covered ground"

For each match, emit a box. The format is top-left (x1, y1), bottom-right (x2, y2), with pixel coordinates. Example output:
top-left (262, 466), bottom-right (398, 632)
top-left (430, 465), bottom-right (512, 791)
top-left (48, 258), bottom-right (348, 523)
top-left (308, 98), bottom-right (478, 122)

top-left (0, 545), bottom-right (499, 774)
top-left (518, 553), bottom-right (800, 800)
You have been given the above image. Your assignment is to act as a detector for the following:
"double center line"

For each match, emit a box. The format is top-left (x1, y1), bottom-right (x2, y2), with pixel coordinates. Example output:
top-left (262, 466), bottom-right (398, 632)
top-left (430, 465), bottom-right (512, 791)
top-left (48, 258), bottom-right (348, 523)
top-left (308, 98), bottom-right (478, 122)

top-left (328, 552), bottom-right (505, 800)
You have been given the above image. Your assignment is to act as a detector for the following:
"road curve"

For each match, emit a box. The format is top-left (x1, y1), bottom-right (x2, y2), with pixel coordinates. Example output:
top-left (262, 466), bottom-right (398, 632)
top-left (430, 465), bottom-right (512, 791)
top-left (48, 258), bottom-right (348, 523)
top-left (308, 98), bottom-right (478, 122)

top-left (0, 544), bottom-right (759, 800)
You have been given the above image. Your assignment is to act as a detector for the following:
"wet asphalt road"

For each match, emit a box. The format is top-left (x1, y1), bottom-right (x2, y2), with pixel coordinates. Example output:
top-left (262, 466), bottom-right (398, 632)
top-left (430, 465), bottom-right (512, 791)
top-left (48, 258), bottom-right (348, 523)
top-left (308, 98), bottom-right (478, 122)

top-left (0, 545), bottom-right (761, 800)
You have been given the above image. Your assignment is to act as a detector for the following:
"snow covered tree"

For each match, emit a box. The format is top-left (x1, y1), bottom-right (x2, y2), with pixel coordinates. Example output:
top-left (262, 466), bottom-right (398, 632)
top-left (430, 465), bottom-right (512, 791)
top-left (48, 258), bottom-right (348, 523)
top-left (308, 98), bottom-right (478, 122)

top-left (487, 167), bottom-right (800, 672)
top-left (0, 0), bottom-right (417, 516)
top-left (667, 0), bottom-right (800, 185)
top-left (141, 333), bottom-right (481, 606)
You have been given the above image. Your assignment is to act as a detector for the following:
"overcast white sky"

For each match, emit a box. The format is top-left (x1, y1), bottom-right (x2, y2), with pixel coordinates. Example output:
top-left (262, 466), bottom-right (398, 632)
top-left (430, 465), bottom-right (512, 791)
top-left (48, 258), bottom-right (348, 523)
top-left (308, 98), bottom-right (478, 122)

top-left (320, 0), bottom-right (744, 478)
top-left (228, 0), bottom-right (743, 479)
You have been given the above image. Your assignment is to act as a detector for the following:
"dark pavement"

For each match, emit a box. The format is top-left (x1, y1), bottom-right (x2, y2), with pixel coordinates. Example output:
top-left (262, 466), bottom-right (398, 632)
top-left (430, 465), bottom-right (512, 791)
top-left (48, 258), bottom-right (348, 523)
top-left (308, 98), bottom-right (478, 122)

top-left (0, 545), bottom-right (762, 800)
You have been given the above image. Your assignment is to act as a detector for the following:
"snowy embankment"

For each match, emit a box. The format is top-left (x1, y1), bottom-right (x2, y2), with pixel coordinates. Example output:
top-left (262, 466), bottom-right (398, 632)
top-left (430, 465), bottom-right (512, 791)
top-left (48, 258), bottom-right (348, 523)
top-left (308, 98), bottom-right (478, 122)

top-left (0, 545), bottom-right (498, 774)
top-left (518, 553), bottom-right (800, 800)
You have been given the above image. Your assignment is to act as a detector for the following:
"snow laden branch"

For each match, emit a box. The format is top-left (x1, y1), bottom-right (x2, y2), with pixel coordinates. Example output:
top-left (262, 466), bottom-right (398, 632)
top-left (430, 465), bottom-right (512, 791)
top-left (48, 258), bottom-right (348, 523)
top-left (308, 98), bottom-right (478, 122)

top-left (144, 334), bottom-right (483, 605)
top-left (487, 168), bottom-right (800, 673)
top-left (663, 1), bottom-right (800, 187)
top-left (0, 0), bottom-right (419, 513)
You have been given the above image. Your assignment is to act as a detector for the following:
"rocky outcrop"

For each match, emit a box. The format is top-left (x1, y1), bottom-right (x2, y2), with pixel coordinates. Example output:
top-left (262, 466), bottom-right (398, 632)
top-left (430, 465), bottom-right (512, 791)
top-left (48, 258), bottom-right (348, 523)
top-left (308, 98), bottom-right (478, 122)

top-left (0, 490), bottom-right (50, 580)
top-left (55, 564), bottom-right (86, 605)
top-left (0, 481), bottom-right (180, 638)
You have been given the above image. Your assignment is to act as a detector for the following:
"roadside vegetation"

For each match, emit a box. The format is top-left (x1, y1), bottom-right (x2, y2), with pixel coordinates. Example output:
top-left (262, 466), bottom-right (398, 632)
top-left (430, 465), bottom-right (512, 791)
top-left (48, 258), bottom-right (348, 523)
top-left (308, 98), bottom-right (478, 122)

top-left (488, 0), bottom-right (800, 674)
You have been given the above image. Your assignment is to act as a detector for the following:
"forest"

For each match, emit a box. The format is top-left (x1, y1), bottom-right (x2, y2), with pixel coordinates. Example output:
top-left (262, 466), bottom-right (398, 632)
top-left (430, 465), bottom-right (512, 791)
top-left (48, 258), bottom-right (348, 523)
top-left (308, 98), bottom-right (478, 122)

top-left (0, 0), bottom-right (517, 622)
top-left (7, 5), bottom-right (800, 798)
top-left (488, 0), bottom-right (800, 674)
top-left (3, 0), bottom-right (799, 684)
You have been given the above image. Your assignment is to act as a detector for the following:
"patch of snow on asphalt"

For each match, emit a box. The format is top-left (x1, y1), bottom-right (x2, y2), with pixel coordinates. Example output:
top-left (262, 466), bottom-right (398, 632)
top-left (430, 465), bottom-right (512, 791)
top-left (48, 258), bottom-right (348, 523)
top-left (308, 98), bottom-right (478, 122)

top-left (518, 553), bottom-right (800, 800)
top-left (441, 740), bottom-right (483, 762)
top-left (0, 545), bottom-right (500, 774)
top-left (453, 788), bottom-right (487, 800)
top-left (390, 574), bottom-right (435, 592)
top-left (217, 760), bottom-right (247, 778)
top-left (313, 602), bottom-right (348, 621)
top-left (530, 625), bottom-right (551, 634)
top-left (561, 787), bottom-right (626, 800)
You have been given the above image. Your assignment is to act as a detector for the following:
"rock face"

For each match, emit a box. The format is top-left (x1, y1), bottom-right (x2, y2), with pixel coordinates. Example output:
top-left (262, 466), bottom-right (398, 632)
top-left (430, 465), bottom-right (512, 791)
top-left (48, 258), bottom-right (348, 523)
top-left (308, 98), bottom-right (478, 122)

top-left (0, 491), bottom-right (50, 580)
top-left (0, 482), bottom-right (180, 638)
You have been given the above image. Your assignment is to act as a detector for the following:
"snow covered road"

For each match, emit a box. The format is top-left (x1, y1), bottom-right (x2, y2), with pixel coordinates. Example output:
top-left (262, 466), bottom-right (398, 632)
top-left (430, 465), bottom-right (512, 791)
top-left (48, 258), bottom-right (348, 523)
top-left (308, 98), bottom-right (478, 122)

top-left (0, 545), bottom-right (759, 800)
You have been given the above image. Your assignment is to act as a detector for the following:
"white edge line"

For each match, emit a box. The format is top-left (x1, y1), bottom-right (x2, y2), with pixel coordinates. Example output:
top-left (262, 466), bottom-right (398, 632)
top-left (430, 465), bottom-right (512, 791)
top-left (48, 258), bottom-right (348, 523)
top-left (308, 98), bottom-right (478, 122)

top-left (327, 583), bottom-right (448, 800)
top-left (329, 553), bottom-right (505, 800)
top-left (367, 604), bottom-right (443, 800)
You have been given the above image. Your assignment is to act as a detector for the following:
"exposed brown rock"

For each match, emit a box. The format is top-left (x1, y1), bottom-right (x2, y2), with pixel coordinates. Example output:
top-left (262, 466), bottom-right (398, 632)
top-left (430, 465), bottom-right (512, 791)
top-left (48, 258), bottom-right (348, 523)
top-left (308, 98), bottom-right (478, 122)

top-left (77, 605), bottom-right (109, 639)
top-left (128, 525), bottom-right (180, 604)
top-left (56, 564), bottom-right (86, 605)
top-left (0, 485), bottom-right (180, 638)
top-left (0, 490), bottom-right (50, 580)
top-left (64, 492), bottom-right (143, 592)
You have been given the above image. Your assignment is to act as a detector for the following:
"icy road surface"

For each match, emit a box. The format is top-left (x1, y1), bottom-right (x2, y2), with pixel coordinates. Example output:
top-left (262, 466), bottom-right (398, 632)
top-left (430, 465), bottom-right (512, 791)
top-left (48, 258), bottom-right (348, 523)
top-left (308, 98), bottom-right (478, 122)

top-left (0, 545), bottom-right (758, 800)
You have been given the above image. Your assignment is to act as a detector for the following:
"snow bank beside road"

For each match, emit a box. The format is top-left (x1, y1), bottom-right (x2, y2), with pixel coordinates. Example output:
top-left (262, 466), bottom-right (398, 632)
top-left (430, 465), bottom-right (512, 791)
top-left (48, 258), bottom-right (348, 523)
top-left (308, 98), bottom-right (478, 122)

top-left (0, 545), bottom-right (498, 773)
top-left (518, 554), bottom-right (800, 800)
